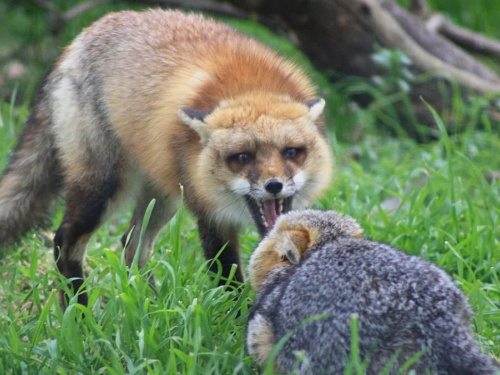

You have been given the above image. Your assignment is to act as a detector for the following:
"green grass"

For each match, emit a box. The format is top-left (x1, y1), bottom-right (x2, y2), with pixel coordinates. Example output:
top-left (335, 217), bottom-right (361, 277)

top-left (1, 93), bottom-right (499, 373)
top-left (1, 1), bottom-right (500, 373)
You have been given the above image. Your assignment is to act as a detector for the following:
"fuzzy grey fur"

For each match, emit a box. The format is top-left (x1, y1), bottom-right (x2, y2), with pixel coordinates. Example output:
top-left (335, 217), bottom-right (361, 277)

top-left (248, 210), bottom-right (499, 374)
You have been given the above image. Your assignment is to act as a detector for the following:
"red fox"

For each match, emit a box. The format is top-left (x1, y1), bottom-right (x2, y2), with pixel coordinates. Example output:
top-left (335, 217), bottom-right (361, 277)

top-left (0, 9), bottom-right (333, 308)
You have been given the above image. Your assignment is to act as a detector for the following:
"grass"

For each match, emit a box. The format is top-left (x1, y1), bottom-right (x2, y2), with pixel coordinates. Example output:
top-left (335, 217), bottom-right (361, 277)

top-left (1, 94), bottom-right (499, 373)
top-left (1, 1), bottom-right (500, 373)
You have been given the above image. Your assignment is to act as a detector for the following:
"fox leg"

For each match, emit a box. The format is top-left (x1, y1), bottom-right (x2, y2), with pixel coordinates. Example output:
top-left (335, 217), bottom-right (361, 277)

top-left (122, 181), bottom-right (179, 268)
top-left (198, 221), bottom-right (244, 285)
top-left (54, 170), bottom-right (120, 309)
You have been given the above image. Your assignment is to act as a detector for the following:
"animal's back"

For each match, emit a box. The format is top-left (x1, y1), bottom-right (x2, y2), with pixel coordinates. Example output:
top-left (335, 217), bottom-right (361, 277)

top-left (264, 239), bottom-right (488, 374)
top-left (54, 9), bottom-right (316, 193)
top-left (248, 210), bottom-right (499, 374)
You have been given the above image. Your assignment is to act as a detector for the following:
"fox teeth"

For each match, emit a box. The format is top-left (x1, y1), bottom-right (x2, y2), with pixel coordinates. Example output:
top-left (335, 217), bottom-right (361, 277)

top-left (258, 202), bottom-right (265, 216)
top-left (278, 198), bottom-right (283, 213)
top-left (257, 201), bottom-right (267, 227)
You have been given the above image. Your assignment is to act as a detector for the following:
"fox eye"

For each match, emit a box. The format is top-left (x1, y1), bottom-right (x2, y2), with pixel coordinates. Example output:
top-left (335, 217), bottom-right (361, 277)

top-left (229, 152), bottom-right (254, 165)
top-left (283, 147), bottom-right (304, 159)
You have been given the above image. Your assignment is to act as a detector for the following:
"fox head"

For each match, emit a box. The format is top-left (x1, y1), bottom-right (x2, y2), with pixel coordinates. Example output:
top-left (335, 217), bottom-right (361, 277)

top-left (178, 94), bottom-right (333, 235)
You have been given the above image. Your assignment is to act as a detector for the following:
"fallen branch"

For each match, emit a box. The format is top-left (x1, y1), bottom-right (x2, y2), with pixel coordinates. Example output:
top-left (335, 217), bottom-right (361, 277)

top-left (409, 0), bottom-right (429, 18)
top-left (427, 14), bottom-right (500, 58)
top-left (63, 0), bottom-right (114, 21)
top-left (485, 171), bottom-right (500, 184)
top-left (377, 0), bottom-right (500, 83)
top-left (36, 0), bottom-right (114, 32)
top-left (125, 0), bottom-right (249, 18)
top-left (35, 0), bottom-right (62, 18)
top-left (335, 0), bottom-right (500, 95)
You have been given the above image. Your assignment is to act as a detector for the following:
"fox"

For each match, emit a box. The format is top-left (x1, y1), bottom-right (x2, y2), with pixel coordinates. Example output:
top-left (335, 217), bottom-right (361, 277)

top-left (0, 10), bottom-right (333, 308)
top-left (247, 210), bottom-right (500, 374)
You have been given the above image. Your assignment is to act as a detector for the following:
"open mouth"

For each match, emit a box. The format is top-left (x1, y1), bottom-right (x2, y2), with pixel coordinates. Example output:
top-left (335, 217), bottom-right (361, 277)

top-left (245, 195), bottom-right (293, 236)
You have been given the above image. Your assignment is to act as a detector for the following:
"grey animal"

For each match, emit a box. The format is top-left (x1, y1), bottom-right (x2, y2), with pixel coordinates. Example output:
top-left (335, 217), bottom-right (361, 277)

top-left (247, 209), bottom-right (499, 374)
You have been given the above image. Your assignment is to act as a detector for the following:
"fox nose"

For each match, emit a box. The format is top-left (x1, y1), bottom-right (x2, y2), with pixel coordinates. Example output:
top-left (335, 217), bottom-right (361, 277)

top-left (265, 179), bottom-right (283, 195)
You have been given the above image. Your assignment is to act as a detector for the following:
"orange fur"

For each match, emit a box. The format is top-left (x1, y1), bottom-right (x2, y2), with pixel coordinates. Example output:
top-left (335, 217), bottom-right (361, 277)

top-left (249, 222), bottom-right (319, 290)
top-left (85, 10), bottom-right (320, 202)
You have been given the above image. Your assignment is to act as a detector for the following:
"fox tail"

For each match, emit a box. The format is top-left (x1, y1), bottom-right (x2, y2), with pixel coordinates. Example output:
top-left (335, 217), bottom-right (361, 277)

top-left (0, 77), bottom-right (62, 247)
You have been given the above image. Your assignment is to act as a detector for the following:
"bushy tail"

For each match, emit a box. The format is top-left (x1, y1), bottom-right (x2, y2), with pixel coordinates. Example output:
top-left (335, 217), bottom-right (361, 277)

top-left (0, 96), bottom-right (62, 247)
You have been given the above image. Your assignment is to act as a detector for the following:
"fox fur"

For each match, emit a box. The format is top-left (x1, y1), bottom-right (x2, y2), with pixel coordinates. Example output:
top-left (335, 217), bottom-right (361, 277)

top-left (247, 210), bottom-right (500, 374)
top-left (0, 10), bottom-right (333, 308)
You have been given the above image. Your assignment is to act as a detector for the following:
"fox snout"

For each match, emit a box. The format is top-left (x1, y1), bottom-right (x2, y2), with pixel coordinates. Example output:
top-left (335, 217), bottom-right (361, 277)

top-left (251, 176), bottom-right (295, 199)
top-left (264, 178), bottom-right (283, 195)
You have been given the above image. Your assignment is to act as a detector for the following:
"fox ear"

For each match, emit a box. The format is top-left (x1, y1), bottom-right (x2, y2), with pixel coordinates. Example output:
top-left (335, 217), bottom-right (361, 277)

top-left (304, 98), bottom-right (325, 122)
top-left (178, 108), bottom-right (212, 143)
